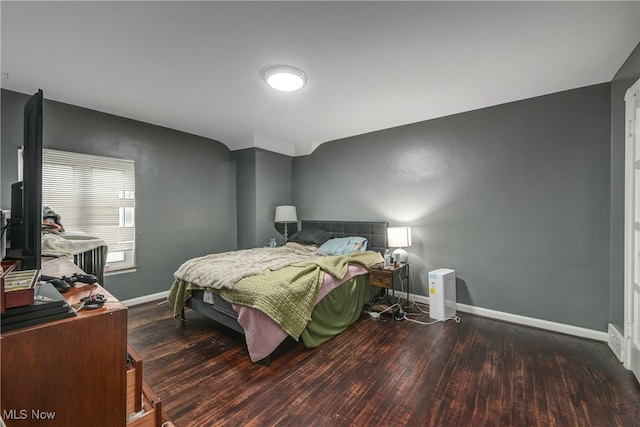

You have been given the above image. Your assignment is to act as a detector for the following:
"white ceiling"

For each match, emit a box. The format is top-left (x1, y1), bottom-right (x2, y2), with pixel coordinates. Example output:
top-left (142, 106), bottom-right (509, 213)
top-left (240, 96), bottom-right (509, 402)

top-left (2, 1), bottom-right (639, 156)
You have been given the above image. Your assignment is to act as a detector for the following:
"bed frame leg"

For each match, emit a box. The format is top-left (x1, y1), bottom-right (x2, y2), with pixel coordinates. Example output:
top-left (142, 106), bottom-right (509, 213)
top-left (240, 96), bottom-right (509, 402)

top-left (180, 307), bottom-right (185, 321)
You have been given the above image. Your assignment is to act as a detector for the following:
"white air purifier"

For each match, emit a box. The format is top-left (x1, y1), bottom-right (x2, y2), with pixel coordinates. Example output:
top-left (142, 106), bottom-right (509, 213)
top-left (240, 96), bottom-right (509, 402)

top-left (428, 268), bottom-right (456, 321)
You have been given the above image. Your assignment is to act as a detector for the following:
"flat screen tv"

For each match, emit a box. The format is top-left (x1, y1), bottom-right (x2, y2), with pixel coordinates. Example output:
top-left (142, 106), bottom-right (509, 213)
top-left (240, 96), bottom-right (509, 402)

top-left (9, 89), bottom-right (43, 270)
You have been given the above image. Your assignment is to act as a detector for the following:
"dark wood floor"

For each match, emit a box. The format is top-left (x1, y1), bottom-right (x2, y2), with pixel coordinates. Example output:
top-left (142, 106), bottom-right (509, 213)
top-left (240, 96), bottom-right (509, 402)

top-left (127, 301), bottom-right (640, 427)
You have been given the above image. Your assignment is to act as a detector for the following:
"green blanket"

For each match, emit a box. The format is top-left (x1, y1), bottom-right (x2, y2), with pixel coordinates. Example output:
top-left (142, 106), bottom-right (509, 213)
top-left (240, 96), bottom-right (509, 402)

top-left (300, 273), bottom-right (371, 348)
top-left (168, 251), bottom-right (383, 340)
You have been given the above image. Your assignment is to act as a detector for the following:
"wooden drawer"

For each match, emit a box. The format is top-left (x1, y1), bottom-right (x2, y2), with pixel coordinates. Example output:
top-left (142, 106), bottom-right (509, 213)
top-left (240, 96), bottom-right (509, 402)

top-left (127, 345), bottom-right (143, 416)
top-left (127, 380), bottom-right (162, 427)
top-left (369, 270), bottom-right (392, 289)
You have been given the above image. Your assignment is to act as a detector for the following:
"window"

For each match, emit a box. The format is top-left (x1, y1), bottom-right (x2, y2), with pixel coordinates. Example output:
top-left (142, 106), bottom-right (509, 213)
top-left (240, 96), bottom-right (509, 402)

top-left (38, 149), bottom-right (136, 272)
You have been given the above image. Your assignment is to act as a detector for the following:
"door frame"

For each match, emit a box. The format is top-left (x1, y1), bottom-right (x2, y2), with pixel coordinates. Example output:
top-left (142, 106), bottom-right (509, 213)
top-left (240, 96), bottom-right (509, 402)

top-left (624, 78), bottom-right (640, 376)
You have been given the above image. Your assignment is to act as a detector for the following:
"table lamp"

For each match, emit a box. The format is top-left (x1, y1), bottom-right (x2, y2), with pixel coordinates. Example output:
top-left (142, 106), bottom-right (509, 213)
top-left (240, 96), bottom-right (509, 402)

top-left (274, 205), bottom-right (298, 242)
top-left (387, 226), bottom-right (412, 263)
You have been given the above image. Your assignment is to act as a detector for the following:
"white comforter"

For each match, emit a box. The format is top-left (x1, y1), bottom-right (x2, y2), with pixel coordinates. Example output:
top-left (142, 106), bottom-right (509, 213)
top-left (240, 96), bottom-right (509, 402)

top-left (42, 231), bottom-right (107, 259)
top-left (173, 245), bottom-right (323, 290)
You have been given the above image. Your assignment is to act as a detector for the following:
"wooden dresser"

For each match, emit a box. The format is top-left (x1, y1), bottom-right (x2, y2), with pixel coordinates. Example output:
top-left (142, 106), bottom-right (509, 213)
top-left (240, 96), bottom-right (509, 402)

top-left (1, 257), bottom-right (161, 427)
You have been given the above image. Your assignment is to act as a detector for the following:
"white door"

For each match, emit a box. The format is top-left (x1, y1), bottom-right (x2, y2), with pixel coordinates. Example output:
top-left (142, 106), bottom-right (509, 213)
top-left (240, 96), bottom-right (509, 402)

top-left (624, 80), bottom-right (640, 382)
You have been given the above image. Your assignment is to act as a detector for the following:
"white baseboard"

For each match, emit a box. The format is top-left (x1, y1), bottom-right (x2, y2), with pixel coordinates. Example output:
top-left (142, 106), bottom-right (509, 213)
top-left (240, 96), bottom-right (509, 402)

top-left (394, 291), bottom-right (608, 342)
top-left (608, 323), bottom-right (624, 362)
top-left (122, 290), bottom-right (169, 307)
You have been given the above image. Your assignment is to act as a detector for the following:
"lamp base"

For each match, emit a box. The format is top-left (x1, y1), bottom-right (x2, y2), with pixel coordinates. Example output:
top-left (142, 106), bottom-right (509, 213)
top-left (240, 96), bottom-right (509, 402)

top-left (392, 248), bottom-right (408, 264)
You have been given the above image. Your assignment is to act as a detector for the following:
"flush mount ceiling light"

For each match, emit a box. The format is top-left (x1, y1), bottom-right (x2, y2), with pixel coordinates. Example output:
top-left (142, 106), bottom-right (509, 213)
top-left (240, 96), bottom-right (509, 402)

top-left (261, 65), bottom-right (307, 92)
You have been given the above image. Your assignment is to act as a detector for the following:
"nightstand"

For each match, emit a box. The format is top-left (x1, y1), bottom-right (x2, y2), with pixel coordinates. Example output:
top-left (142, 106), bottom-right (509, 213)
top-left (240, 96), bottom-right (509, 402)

top-left (367, 262), bottom-right (410, 319)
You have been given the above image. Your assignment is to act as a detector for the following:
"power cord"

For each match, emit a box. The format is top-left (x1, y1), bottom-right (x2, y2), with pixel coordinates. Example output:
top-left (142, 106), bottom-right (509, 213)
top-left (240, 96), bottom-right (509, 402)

top-left (407, 300), bottom-right (430, 314)
top-left (364, 303), bottom-right (402, 320)
top-left (366, 300), bottom-right (461, 325)
top-left (0, 221), bottom-right (13, 238)
top-left (403, 300), bottom-right (461, 325)
top-left (400, 313), bottom-right (461, 325)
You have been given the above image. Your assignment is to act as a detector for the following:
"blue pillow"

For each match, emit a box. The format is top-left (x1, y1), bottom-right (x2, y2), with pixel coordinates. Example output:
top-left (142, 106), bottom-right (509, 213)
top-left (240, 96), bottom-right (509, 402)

top-left (318, 237), bottom-right (368, 255)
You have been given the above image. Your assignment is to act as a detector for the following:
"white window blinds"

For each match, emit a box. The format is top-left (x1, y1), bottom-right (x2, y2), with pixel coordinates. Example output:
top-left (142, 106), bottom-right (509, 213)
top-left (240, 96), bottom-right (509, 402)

top-left (41, 149), bottom-right (135, 271)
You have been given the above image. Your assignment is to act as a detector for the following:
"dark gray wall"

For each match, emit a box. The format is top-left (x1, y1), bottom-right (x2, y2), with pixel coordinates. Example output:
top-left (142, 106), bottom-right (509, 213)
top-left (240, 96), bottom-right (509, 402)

top-left (1, 89), bottom-right (237, 301)
top-left (234, 148), bottom-right (257, 249)
top-left (234, 148), bottom-right (292, 248)
top-left (610, 42), bottom-right (640, 330)
top-left (293, 84), bottom-right (611, 331)
top-left (255, 149), bottom-right (293, 247)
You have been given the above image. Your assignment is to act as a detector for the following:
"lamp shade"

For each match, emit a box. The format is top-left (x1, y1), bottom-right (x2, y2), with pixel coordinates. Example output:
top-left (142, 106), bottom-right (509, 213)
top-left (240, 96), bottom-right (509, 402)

top-left (275, 205), bottom-right (297, 223)
top-left (387, 227), bottom-right (412, 248)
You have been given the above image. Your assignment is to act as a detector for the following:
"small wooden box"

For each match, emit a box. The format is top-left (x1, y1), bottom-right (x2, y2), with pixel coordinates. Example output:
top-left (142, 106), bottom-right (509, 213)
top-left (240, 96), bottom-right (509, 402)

top-left (0, 261), bottom-right (19, 313)
top-left (127, 345), bottom-right (143, 416)
top-left (1, 260), bottom-right (21, 273)
top-left (1, 262), bottom-right (38, 313)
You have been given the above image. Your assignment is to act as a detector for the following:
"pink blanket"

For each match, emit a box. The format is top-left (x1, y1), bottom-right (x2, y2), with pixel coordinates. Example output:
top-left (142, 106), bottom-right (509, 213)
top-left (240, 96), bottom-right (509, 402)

top-left (233, 264), bottom-right (368, 362)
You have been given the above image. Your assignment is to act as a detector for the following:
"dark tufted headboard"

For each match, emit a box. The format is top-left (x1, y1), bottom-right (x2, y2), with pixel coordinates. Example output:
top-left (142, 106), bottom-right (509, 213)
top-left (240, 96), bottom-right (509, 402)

top-left (301, 220), bottom-right (388, 254)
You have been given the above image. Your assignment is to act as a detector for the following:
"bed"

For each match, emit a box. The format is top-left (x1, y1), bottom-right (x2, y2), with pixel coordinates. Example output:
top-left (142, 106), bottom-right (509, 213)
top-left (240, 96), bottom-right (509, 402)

top-left (168, 220), bottom-right (388, 364)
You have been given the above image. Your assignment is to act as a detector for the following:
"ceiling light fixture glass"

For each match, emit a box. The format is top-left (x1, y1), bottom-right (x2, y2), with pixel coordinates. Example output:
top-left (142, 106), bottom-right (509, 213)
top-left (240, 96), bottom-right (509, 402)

top-left (261, 65), bottom-right (307, 92)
